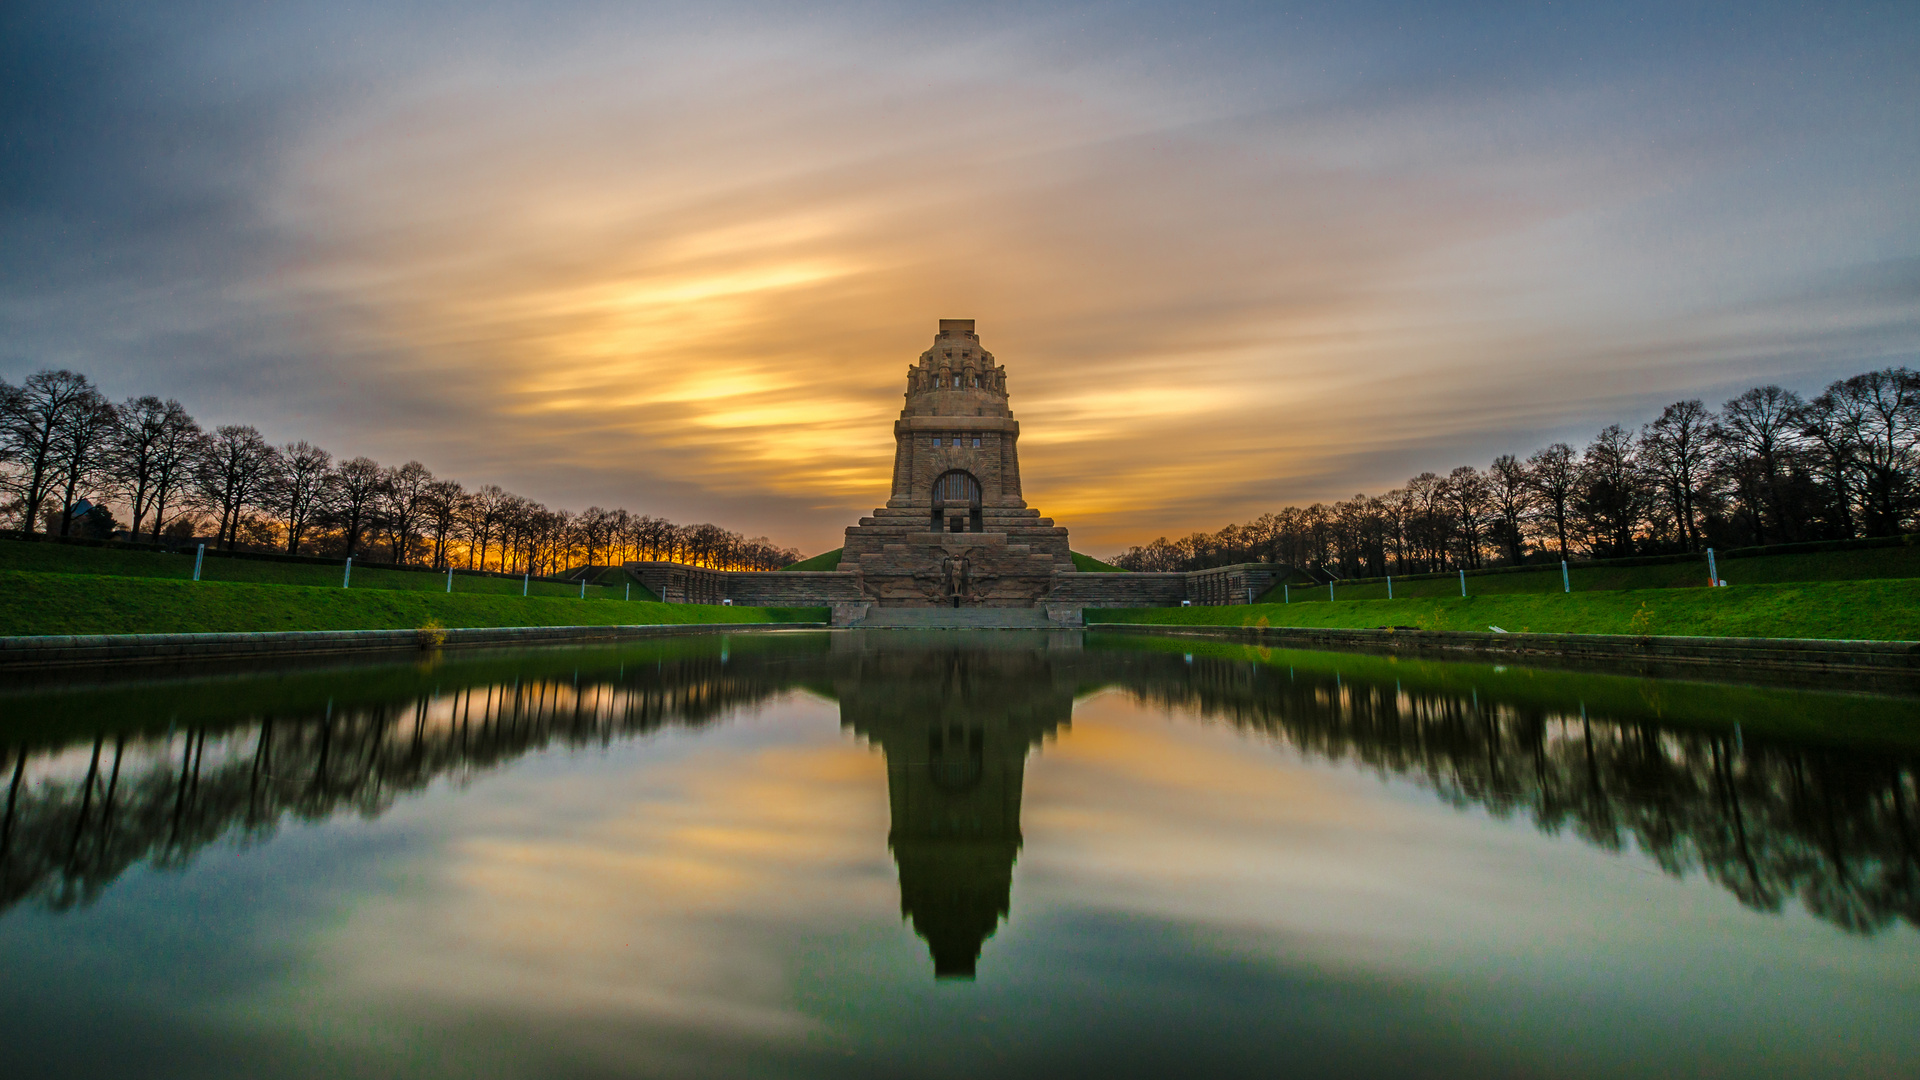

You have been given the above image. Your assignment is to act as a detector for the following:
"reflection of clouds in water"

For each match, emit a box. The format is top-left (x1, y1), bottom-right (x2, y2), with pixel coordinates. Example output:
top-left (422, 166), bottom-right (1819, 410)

top-left (1018, 694), bottom-right (1909, 988)
top-left (1023, 696), bottom-right (1526, 965)
top-left (283, 695), bottom-right (896, 1058)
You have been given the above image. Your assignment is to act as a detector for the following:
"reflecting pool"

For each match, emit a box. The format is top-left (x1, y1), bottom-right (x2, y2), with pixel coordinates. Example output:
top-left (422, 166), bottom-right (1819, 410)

top-left (1, 629), bottom-right (1916, 1078)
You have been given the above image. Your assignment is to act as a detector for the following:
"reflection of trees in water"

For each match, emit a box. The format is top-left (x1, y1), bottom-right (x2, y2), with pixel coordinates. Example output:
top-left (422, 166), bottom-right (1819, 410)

top-left (0, 655), bottom-right (788, 915)
top-left (1131, 660), bottom-right (1920, 936)
top-left (3, 642), bottom-right (1916, 946)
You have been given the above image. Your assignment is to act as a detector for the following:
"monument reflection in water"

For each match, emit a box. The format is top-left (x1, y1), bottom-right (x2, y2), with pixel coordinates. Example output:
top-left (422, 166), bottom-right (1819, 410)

top-left (839, 643), bottom-right (1069, 976)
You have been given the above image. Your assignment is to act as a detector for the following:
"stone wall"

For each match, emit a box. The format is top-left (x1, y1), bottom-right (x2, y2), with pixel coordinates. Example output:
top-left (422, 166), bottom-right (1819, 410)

top-left (625, 560), bottom-right (1291, 624)
top-left (1089, 623), bottom-right (1920, 677)
top-left (1187, 564), bottom-right (1288, 606)
top-left (627, 563), bottom-right (867, 608)
top-left (1046, 571), bottom-right (1189, 608)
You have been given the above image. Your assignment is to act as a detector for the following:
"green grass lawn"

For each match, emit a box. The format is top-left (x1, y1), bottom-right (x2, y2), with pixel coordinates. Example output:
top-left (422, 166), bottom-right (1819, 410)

top-left (1087, 578), bottom-right (1920, 640)
top-left (0, 538), bottom-right (662, 599)
top-left (780, 548), bottom-right (844, 571)
top-left (0, 569), bottom-right (825, 636)
top-left (1071, 551), bottom-right (1126, 572)
top-left (1262, 542), bottom-right (1920, 602)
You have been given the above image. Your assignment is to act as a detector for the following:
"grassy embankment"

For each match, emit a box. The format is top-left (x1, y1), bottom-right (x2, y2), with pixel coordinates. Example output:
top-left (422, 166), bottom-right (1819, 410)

top-left (0, 540), bottom-right (825, 635)
top-left (780, 548), bottom-right (843, 571)
top-left (1088, 578), bottom-right (1920, 640)
top-left (1259, 542), bottom-right (1920, 601)
top-left (1087, 543), bottom-right (1920, 640)
top-left (0, 538), bottom-right (650, 597)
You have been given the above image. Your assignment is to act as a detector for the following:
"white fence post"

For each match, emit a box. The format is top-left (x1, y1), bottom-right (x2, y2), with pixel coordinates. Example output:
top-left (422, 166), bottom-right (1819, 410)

top-left (1387, 575), bottom-right (1392, 600)
top-left (626, 582), bottom-right (631, 601)
top-left (1329, 580), bottom-right (1335, 601)
top-left (192, 543), bottom-right (204, 582)
top-left (1707, 547), bottom-right (1718, 587)
top-left (342, 556), bottom-right (352, 589)
top-left (580, 579), bottom-right (586, 599)
top-left (1459, 568), bottom-right (1466, 597)
top-left (446, 566), bottom-right (453, 593)
top-left (522, 572), bottom-right (529, 597)
top-left (1283, 583), bottom-right (1289, 604)
top-left (1562, 559), bottom-right (1570, 593)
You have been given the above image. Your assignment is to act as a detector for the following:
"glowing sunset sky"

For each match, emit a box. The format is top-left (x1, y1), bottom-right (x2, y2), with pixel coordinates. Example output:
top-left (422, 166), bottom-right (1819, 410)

top-left (4, 2), bottom-right (1916, 555)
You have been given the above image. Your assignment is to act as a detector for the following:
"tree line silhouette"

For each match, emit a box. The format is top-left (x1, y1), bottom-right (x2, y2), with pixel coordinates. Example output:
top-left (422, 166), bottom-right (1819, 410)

top-left (0, 368), bottom-right (802, 573)
top-left (1113, 367), bottom-right (1920, 574)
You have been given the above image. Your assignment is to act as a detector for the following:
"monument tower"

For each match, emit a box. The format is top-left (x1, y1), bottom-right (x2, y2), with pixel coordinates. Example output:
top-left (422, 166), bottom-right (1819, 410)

top-left (839, 320), bottom-right (1074, 607)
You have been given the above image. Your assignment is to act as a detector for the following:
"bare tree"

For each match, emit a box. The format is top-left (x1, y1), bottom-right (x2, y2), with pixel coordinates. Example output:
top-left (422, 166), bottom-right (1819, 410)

top-left (577, 506), bottom-right (618, 569)
top-left (461, 484), bottom-right (511, 570)
top-left (1641, 399), bottom-right (1715, 552)
top-left (275, 442), bottom-right (334, 555)
top-left (1486, 454), bottom-right (1530, 564)
top-left (1810, 368), bottom-right (1919, 536)
top-left (1714, 386), bottom-right (1805, 544)
top-left (50, 388), bottom-right (117, 537)
top-left (109, 397), bottom-right (198, 541)
top-left (423, 478), bottom-right (467, 569)
top-left (1576, 425), bottom-right (1645, 557)
top-left (1525, 443), bottom-right (1579, 559)
top-left (1403, 471), bottom-right (1446, 572)
top-left (1442, 466), bottom-right (1491, 569)
top-left (380, 461), bottom-right (434, 565)
top-left (330, 456), bottom-right (385, 559)
top-left (0, 370), bottom-right (102, 533)
top-left (145, 410), bottom-right (205, 545)
top-left (195, 426), bottom-right (281, 550)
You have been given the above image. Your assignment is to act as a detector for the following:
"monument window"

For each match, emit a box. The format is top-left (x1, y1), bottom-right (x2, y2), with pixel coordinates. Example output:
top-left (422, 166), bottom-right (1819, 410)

top-left (972, 437), bottom-right (981, 448)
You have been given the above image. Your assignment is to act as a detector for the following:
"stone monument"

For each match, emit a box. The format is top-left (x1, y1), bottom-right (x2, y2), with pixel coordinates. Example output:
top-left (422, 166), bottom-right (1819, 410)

top-left (624, 319), bottom-right (1288, 623)
top-left (839, 319), bottom-right (1075, 607)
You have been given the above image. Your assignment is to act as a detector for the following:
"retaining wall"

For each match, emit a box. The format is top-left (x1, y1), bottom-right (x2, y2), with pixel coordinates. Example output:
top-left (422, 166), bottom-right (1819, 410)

top-left (1088, 623), bottom-right (1920, 676)
top-left (0, 623), bottom-right (827, 671)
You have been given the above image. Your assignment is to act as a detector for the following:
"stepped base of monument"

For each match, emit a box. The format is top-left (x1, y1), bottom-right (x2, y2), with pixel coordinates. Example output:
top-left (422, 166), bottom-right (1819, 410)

top-left (848, 606), bottom-right (1060, 629)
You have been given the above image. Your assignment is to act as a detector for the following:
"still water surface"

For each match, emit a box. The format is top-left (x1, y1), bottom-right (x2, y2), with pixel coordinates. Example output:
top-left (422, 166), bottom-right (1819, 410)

top-left (1, 629), bottom-right (1916, 1078)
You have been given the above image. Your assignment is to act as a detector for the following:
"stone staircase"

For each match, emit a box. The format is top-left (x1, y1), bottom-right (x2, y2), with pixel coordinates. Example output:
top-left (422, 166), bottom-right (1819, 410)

top-left (850, 606), bottom-right (1056, 629)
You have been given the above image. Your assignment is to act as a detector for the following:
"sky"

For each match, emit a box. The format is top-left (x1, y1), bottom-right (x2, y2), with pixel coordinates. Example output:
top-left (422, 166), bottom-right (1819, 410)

top-left (3, 1), bottom-right (1917, 556)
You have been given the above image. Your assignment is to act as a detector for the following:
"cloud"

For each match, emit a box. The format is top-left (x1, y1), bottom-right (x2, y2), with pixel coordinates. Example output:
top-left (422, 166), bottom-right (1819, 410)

top-left (3, 2), bottom-right (1916, 554)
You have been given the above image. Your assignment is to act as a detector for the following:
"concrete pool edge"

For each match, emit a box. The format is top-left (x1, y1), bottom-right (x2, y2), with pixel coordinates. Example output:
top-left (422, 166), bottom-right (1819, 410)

top-left (1088, 623), bottom-right (1920, 675)
top-left (0, 622), bottom-right (829, 670)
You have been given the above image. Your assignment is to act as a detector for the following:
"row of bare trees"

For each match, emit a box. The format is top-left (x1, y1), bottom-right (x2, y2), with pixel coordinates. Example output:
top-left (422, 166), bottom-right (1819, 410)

top-left (0, 369), bottom-right (801, 573)
top-left (1114, 367), bottom-right (1920, 576)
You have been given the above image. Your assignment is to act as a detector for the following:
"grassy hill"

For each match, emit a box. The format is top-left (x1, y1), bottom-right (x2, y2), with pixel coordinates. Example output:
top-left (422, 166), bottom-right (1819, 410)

top-left (779, 548), bottom-right (843, 571)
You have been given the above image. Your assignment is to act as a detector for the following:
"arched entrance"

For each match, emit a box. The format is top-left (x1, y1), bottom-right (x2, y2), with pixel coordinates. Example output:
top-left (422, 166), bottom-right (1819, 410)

top-left (931, 470), bottom-right (983, 533)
